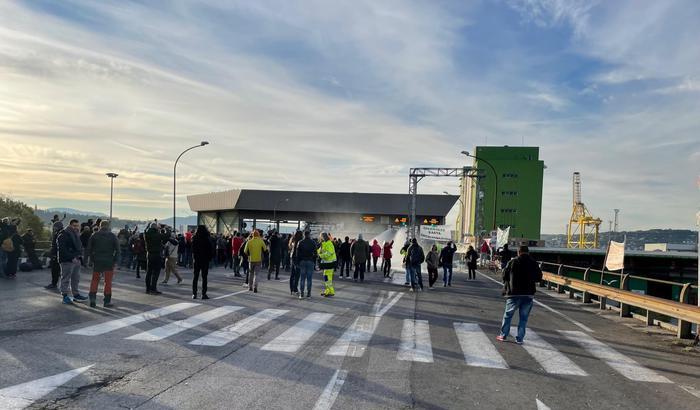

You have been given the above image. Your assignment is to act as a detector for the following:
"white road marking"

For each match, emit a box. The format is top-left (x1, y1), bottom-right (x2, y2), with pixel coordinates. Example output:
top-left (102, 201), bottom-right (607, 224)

top-left (679, 385), bottom-right (700, 400)
top-left (213, 289), bottom-right (249, 300)
top-left (397, 319), bottom-right (433, 363)
top-left (536, 398), bottom-right (552, 410)
top-left (559, 331), bottom-right (672, 383)
top-left (327, 315), bottom-right (381, 357)
top-left (312, 369), bottom-right (348, 410)
top-left (0, 365), bottom-right (93, 409)
top-left (453, 323), bottom-right (508, 369)
top-left (374, 292), bottom-right (403, 318)
top-left (477, 271), bottom-right (594, 333)
top-left (261, 312), bottom-right (334, 353)
top-left (189, 309), bottom-right (288, 346)
top-left (511, 327), bottom-right (587, 376)
top-left (125, 306), bottom-right (243, 341)
top-left (66, 302), bottom-right (200, 336)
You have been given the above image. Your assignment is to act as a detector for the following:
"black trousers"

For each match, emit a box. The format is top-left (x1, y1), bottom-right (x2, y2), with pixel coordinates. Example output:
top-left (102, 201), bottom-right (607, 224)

top-left (146, 253), bottom-right (161, 292)
top-left (193, 260), bottom-right (209, 296)
top-left (354, 262), bottom-right (365, 281)
top-left (383, 258), bottom-right (392, 276)
top-left (50, 258), bottom-right (61, 285)
top-left (468, 266), bottom-right (476, 280)
top-left (340, 259), bottom-right (351, 276)
top-left (372, 256), bottom-right (379, 272)
top-left (428, 267), bottom-right (438, 287)
top-left (289, 263), bottom-right (299, 293)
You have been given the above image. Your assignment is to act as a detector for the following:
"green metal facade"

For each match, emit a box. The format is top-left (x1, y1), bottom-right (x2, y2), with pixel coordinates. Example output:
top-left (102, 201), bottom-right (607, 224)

top-left (469, 146), bottom-right (544, 239)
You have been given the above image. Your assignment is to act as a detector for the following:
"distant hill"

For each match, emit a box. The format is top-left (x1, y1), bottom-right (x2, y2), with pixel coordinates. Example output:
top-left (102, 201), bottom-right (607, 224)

top-left (35, 208), bottom-right (145, 229)
top-left (46, 207), bottom-right (107, 217)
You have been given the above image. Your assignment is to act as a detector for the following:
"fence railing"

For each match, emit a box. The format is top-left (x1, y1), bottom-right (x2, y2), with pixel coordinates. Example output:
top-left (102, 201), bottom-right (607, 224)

top-left (539, 262), bottom-right (699, 339)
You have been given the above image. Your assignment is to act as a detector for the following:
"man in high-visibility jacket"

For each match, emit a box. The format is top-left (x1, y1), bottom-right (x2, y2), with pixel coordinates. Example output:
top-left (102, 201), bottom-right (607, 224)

top-left (317, 232), bottom-right (337, 297)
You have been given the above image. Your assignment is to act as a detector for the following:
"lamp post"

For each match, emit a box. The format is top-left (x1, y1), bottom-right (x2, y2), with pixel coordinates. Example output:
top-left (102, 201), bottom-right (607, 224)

top-left (174, 141), bottom-right (209, 232)
top-left (461, 150), bottom-right (498, 231)
top-left (106, 173), bottom-right (118, 220)
top-left (272, 198), bottom-right (289, 231)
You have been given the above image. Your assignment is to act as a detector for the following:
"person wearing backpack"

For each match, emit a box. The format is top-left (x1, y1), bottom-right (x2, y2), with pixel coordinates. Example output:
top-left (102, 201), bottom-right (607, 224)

top-left (407, 238), bottom-right (425, 292)
top-left (496, 246), bottom-right (543, 344)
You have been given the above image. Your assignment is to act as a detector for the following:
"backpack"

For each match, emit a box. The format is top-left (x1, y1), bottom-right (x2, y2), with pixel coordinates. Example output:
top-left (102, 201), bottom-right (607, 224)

top-left (409, 245), bottom-right (425, 265)
top-left (1, 237), bottom-right (14, 252)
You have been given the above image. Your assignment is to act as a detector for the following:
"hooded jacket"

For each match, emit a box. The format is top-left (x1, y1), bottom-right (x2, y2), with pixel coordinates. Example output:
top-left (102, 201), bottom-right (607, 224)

top-left (370, 240), bottom-right (381, 258)
top-left (502, 253), bottom-right (543, 297)
top-left (87, 227), bottom-right (120, 272)
top-left (351, 239), bottom-right (370, 264)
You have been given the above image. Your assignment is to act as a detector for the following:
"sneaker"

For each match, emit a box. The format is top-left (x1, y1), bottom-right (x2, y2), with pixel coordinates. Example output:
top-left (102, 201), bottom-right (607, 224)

top-left (72, 294), bottom-right (87, 302)
top-left (253, 288), bottom-right (258, 293)
top-left (242, 283), bottom-right (249, 287)
top-left (409, 288), bottom-right (414, 292)
top-left (495, 335), bottom-right (506, 342)
top-left (151, 290), bottom-right (162, 295)
top-left (299, 292), bottom-right (304, 300)
top-left (306, 294), bottom-right (311, 299)
top-left (515, 339), bottom-right (524, 345)
top-left (202, 294), bottom-right (209, 300)
top-left (192, 294), bottom-right (197, 299)
top-left (62, 295), bottom-right (73, 304)
top-left (45, 284), bottom-right (57, 290)
top-left (404, 282), bottom-right (409, 286)
top-left (177, 278), bottom-right (182, 284)
top-left (161, 281), bottom-right (168, 285)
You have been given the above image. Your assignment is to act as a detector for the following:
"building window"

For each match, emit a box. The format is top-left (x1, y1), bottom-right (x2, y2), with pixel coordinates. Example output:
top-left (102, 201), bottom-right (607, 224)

top-left (501, 191), bottom-right (518, 197)
top-left (502, 173), bottom-right (518, 178)
top-left (500, 208), bottom-right (518, 214)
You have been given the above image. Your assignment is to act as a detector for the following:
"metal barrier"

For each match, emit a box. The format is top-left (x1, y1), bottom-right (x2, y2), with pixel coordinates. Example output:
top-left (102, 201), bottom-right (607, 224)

top-left (539, 262), bottom-right (699, 339)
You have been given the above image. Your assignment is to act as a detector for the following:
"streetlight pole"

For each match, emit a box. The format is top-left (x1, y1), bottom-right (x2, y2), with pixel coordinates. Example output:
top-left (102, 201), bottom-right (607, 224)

top-left (272, 198), bottom-right (289, 231)
top-left (174, 141), bottom-right (209, 232)
top-left (461, 150), bottom-right (498, 232)
top-left (106, 173), bottom-right (118, 220)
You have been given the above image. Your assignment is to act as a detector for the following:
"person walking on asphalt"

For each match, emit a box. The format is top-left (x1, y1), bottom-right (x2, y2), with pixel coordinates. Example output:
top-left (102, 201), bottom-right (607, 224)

top-left (57, 219), bottom-right (87, 304)
top-left (268, 230), bottom-right (282, 280)
top-left (439, 241), bottom-right (456, 287)
top-left (192, 225), bottom-right (214, 299)
top-left (497, 245), bottom-right (543, 344)
top-left (86, 220), bottom-right (119, 308)
top-left (288, 230), bottom-right (303, 295)
top-left (406, 238), bottom-right (425, 292)
top-left (244, 230), bottom-right (266, 293)
top-left (351, 234), bottom-right (369, 282)
top-left (382, 240), bottom-right (394, 277)
top-left (162, 233), bottom-right (183, 285)
top-left (426, 244), bottom-right (439, 289)
top-left (296, 230), bottom-right (316, 299)
top-left (144, 222), bottom-right (164, 295)
top-left (466, 245), bottom-right (478, 280)
top-left (370, 239), bottom-right (381, 272)
top-left (318, 232), bottom-right (337, 297)
top-left (339, 236), bottom-right (352, 279)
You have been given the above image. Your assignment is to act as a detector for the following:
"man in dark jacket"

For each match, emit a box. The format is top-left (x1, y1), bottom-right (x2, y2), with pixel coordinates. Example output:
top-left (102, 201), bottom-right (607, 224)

top-left (496, 246), bottom-right (543, 344)
top-left (21, 229), bottom-right (41, 269)
top-left (296, 230), bottom-right (317, 298)
top-left (439, 241), bottom-right (456, 287)
top-left (144, 222), bottom-right (163, 295)
top-left (351, 234), bottom-right (370, 282)
top-left (268, 231), bottom-right (282, 280)
top-left (407, 238), bottom-right (425, 291)
top-left (339, 237), bottom-right (351, 278)
top-left (87, 220), bottom-right (120, 308)
top-left (57, 219), bottom-right (87, 304)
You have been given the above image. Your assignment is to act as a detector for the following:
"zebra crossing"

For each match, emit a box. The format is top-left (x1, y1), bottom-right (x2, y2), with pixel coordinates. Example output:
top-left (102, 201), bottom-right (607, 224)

top-left (65, 302), bottom-right (672, 384)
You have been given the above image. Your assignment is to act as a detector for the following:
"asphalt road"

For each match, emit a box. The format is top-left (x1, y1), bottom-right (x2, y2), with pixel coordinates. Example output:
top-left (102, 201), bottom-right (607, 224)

top-left (1, 263), bottom-right (699, 410)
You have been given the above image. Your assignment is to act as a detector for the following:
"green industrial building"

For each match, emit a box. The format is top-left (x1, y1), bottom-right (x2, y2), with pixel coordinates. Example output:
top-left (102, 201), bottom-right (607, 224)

top-left (462, 146), bottom-right (544, 240)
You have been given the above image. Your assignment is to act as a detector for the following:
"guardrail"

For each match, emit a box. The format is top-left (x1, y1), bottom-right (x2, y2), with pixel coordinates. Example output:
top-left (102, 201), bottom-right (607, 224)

top-left (539, 262), bottom-right (699, 339)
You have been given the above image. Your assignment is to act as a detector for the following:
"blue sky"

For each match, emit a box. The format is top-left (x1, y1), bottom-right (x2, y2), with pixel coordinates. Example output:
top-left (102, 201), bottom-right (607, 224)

top-left (0, 0), bottom-right (698, 232)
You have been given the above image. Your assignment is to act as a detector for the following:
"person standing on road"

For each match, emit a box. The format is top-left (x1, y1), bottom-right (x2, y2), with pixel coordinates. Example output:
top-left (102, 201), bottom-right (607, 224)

top-left (406, 238), bottom-right (425, 292)
top-left (499, 244), bottom-right (513, 270)
top-left (439, 241), bottom-right (456, 287)
top-left (466, 245), bottom-right (478, 280)
top-left (288, 230), bottom-right (303, 295)
top-left (268, 230), bottom-right (282, 280)
top-left (370, 240), bottom-right (381, 272)
top-left (295, 231), bottom-right (316, 299)
top-left (2, 219), bottom-right (22, 278)
top-left (382, 240), bottom-right (394, 277)
top-left (231, 231), bottom-right (243, 277)
top-left (240, 233), bottom-right (250, 286)
top-left (244, 230), bottom-right (266, 293)
top-left (339, 236), bottom-right (351, 279)
top-left (86, 220), bottom-right (119, 308)
top-left (351, 234), bottom-right (369, 283)
top-left (45, 221), bottom-right (64, 290)
top-left (496, 246), bottom-right (543, 344)
top-left (426, 244), bottom-right (439, 289)
top-left (144, 222), bottom-right (164, 295)
top-left (57, 219), bottom-right (87, 304)
top-left (192, 225), bottom-right (214, 299)
top-left (318, 232), bottom-right (337, 297)
top-left (21, 228), bottom-right (41, 269)
top-left (400, 241), bottom-right (410, 285)
top-left (162, 233), bottom-right (183, 285)
top-left (479, 241), bottom-right (490, 267)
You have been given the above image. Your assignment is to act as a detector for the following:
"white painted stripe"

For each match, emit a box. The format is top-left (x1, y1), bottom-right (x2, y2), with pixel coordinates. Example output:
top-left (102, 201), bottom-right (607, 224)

top-left (559, 331), bottom-right (672, 383)
top-left (397, 319), bottom-right (433, 363)
top-left (510, 327), bottom-right (587, 376)
top-left (536, 398), bottom-right (552, 410)
top-left (679, 385), bottom-right (700, 400)
top-left (374, 292), bottom-right (404, 318)
top-left (66, 303), bottom-right (199, 336)
top-left (0, 365), bottom-right (93, 409)
top-left (189, 309), bottom-right (288, 346)
top-left (327, 315), bottom-right (381, 357)
top-left (476, 271), bottom-right (594, 333)
top-left (126, 306), bottom-right (243, 341)
top-left (453, 323), bottom-right (508, 369)
top-left (213, 289), bottom-right (249, 300)
top-left (312, 369), bottom-right (348, 410)
top-left (370, 290), bottom-right (390, 316)
top-left (261, 312), bottom-right (334, 352)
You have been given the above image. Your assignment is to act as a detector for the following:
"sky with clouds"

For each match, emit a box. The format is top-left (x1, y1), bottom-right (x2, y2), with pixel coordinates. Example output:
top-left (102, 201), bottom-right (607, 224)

top-left (0, 0), bottom-right (698, 233)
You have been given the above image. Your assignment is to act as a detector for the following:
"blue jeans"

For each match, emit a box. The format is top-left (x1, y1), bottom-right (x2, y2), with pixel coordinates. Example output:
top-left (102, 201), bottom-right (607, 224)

top-left (405, 266), bottom-right (410, 283)
top-left (442, 264), bottom-right (453, 285)
top-left (299, 260), bottom-right (315, 295)
top-left (408, 264), bottom-right (423, 290)
top-left (499, 296), bottom-right (534, 342)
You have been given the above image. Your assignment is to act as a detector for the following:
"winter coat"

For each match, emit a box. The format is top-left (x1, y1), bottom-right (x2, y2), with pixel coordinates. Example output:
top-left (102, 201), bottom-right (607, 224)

top-left (296, 238), bottom-right (317, 262)
top-left (87, 228), bottom-right (119, 272)
top-left (407, 243), bottom-right (425, 266)
top-left (192, 233), bottom-right (214, 263)
top-left (57, 228), bottom-right (83, 263)
top-left (466, 249), bottom-right (478, 269)
top-left (144, 227), bottom-right (163, 255)
top-left (244, 237), bottom-right (267, 263)
top-left (339, 241), bottom-right (351, 260)
top-left (318, 240), bottom-right (337, 263)
top-left (232, 236), bottom-right (243, 256)
top-left (439, 245), bottom-right (456, 266)
top-left (370, 241), bottom-right (382, 258)
top-left (502, 254), bottom-right (543, 297)
top-left (351, 239), bottom-right (370, 264)
top-left (383, 242), bottom-right (393, 259)
top-left (426, 250), bottom-right (439, 270)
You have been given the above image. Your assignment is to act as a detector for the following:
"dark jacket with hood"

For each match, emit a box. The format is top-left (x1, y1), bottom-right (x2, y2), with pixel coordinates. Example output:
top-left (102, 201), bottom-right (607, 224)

top-left (502, 253), bottom-right (543, 297)
top-left (87, 227), bottom-right (120, 271)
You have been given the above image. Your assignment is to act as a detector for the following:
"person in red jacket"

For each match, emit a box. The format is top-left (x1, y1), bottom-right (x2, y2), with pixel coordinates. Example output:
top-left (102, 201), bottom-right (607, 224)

top-left (231, 231), bottom-right (243, 277)
top-left (370, 240), bottom-right (382, 272)
top-left (381, 240), bottom-right (393, 277)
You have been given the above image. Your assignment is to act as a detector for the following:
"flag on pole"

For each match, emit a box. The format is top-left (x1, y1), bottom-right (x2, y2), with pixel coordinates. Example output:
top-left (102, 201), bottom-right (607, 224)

top-left (496, 226), bottom-right (510, 248)
top-left (605, 240), bottom-right (625, 271)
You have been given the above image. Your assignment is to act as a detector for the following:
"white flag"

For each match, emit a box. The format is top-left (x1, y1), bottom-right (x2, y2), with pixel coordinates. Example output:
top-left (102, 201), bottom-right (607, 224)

top-left (605, 240), bottom-right (625, 271)
top-left (496, 226), bottom-right (510, 248)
